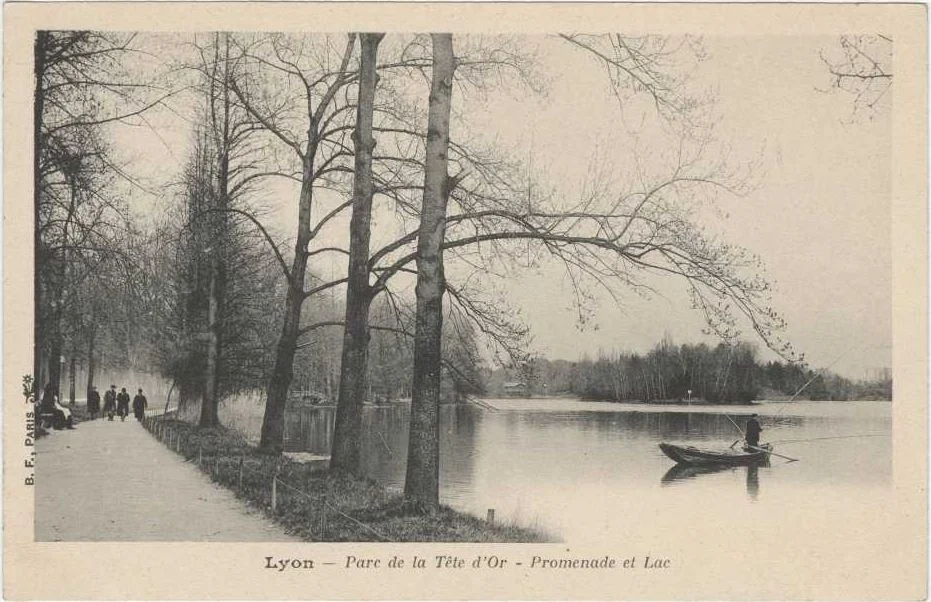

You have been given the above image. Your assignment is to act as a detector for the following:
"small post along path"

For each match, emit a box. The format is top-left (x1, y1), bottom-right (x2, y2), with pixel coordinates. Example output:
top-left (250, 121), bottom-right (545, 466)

top-left (35, 416), bottom-right (299, 541)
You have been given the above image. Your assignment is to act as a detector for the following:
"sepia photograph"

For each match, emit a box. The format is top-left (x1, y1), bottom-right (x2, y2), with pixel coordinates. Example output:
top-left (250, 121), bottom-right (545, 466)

top-left (4, 2), bottom-right (927, 600)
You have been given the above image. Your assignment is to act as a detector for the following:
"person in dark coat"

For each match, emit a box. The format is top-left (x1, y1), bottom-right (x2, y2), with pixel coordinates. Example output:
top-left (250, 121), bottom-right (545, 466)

top-left (87, 386), bottom-right (101, 419)
top-left (40, 383), bottom-right (73, 429)
top-left (745, 413), bottom-right (763, 449)
top-left (40, 383), bottom-right (57, 414)
top-left (116, 387), bottom-right (130, 422)
top-left (103, 385), bottom-right (117, 421)
top-left (132, 388), bottom-right (148, 421)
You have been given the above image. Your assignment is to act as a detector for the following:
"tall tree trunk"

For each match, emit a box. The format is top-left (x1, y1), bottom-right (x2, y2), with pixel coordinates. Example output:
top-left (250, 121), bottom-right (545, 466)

top-left (200, 265), bottom-right (223, 427)
top-left (68, 357), bottom-right (76, 404)
top-left (404, 33), bottom-right (456, 509)
top-left (86, 324), bottom-right (96, 398)
top-left (200, 33), bottom-right (232, 429)
top-left (47, 341), bottom-right (62, 397)
top-left (331, 32), bottom-right (384, 475)
top-left (249, 34), bottom-right (356, 453)
top-left (33, 32), bottom-right (47, 397)
top-left (259, 154), bottom-right (314, 452)
top-left (47, 221), bottom-right (69, 396)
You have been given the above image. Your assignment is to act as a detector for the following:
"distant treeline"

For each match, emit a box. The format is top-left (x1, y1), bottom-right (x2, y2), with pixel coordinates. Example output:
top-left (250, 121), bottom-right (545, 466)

top-left (485, 339), bottom-right (892, 403)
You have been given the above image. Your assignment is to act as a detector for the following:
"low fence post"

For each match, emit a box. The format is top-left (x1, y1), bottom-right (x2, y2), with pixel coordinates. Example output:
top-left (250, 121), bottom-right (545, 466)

top-left (167, 429), bottom-right (172, 449)
top-left (487, 509), bottom-right (495, 524)
top-left (198, 445), bottom-right (203, 468)
top-left (270, 475), bottom-right (277, 513)
top-left (214, 456), bottom-right (219, 479)
top-left (238, 456), bottom-right (244, 490)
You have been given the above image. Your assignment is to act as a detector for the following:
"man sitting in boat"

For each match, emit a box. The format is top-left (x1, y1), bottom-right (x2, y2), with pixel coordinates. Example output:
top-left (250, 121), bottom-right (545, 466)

top-left (745, 414), bottom-right (763, 450)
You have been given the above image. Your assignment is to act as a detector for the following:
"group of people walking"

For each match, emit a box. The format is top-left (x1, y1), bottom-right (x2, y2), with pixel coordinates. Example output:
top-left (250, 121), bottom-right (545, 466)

top-left (87, 386), bottom-right (148, 422)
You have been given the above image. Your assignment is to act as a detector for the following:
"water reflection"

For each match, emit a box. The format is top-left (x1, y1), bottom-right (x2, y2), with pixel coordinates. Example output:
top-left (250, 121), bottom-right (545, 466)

top-left (747, 465), bottom-right (760, 500)
top-left (661, 463), bottom-right (763, 501)
top-left (661, 463), bottom-right (733, 484)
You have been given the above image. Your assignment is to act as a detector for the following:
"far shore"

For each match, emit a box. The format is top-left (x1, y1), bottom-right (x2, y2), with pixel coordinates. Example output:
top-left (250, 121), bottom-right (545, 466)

top-left (473, 395), bottom-right (891, 406)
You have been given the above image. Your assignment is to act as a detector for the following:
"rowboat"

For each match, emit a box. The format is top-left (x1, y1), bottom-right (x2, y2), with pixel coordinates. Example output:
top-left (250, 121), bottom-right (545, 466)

top-left (658, 442), bottom-right (772, 466)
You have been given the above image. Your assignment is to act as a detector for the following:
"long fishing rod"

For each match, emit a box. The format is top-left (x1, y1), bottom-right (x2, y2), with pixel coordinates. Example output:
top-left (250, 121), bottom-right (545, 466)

top-left (787, 369), bottom-right (827, 403)
top-left (769, 433), bottom-right (889, 445)
top-left (724, 413), bottom-right (745, 436)
top-left (772, 348), bottom-right (855, 420)
top-left (724, 413), bottom-right (750, 450)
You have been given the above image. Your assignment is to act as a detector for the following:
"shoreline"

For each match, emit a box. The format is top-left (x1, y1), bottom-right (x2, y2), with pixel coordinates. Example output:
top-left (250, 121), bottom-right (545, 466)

top-left (140, 415), bottom-right (551, 543)
top-left (476, 395), bottom-right (892, 406)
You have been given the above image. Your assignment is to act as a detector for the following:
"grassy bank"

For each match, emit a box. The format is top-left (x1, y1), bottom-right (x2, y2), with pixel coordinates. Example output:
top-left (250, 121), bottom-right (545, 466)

top-left (141, 416), bottom-right (550, 542)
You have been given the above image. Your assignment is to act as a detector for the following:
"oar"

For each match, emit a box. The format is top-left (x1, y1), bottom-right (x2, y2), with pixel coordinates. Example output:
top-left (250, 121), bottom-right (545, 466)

top-left (744, 444), bottom-right (799, 463)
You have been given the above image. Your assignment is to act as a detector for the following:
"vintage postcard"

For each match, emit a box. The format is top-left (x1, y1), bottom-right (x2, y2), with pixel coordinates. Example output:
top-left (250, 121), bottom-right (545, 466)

top-left (3, 2), bottom-right (927, 600)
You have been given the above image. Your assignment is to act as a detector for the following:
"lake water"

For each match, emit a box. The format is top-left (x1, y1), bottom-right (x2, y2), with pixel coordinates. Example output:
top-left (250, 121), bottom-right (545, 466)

top-left (279, 398), bottom-right (892, 543)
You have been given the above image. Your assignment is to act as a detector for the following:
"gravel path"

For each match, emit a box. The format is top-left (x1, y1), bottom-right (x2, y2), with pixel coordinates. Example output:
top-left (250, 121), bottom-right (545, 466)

top-left (35, 417), bottom-right (299, 541)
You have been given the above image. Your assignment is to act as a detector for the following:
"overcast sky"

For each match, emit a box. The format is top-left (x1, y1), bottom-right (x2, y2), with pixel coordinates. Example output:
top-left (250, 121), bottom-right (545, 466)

top-left (487, 36), bottom-right (892, 379)
top-left (115, 34), bottom-right (892, 379)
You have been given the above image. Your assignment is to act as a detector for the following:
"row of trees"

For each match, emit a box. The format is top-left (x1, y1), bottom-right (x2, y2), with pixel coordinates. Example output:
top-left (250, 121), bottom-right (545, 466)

top-left (488, 339), bottom-right (892, 402)
top-left (35, 31), bottom-right (888, 509)
top-left (33, 32), bottom-right (173, 402)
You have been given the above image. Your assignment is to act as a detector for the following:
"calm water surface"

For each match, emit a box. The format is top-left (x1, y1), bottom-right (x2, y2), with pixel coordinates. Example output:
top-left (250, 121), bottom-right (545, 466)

top-left (279, 398), bottom-right (891, 542)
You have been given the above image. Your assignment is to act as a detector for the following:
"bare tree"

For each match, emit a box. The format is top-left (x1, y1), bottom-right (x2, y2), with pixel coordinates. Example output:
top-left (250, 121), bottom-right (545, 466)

top-left (148, 150), bottom-right (285, 416)
top-left (355, 34), bottom-right (792, 509)
top-left (559, 33), bottom-right (708, 127)
top-left (820, 35), bottom-right (893, 120)
top-left (227, 33), bottom-right (359, 451)
top-left (191, 32), bottom-right (271, 427)
top-left (33, 30), bottom-right (171, 396)
top-left (404, 33), bottom-right (458, 509)
top-left (331, 33), bottom-right (385, 473)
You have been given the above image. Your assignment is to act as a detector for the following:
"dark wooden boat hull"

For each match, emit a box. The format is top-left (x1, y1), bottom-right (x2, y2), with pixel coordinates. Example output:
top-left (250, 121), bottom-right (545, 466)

top-left (659, 442), bottom-right (772, 466)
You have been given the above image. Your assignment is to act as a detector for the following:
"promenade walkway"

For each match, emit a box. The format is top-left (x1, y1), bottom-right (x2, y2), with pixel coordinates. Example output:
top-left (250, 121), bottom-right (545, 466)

top-left (35, 416), bottom-right (299, 541)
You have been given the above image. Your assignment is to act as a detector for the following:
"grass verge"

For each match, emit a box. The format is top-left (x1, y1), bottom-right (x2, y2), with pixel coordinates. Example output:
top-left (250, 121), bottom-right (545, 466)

top-left (142, 416), bottom-right (551, 543)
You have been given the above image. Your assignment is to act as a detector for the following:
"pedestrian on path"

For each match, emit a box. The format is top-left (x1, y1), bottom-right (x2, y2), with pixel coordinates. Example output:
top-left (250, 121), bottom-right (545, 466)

top-left (103, 385), bottom-right (117, 421)
top-left (87, 386), bottom-right (101, 419)
top-left (116, 387), bottom-right (130, 422)
top-left (40, 383), bottom-right (73, 429)
top-left (132, 389), bottom-right (148, 421)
